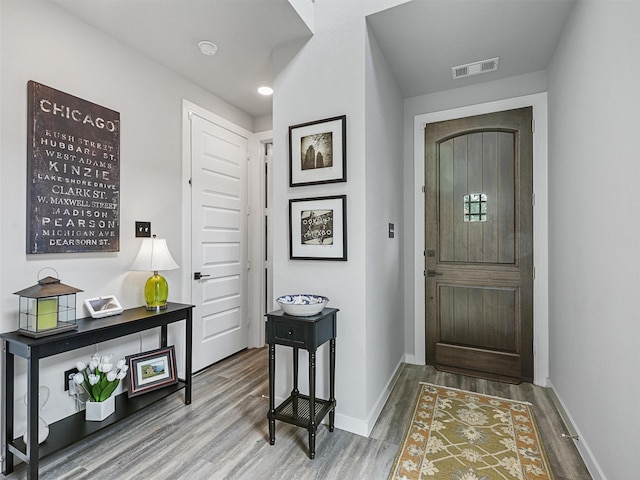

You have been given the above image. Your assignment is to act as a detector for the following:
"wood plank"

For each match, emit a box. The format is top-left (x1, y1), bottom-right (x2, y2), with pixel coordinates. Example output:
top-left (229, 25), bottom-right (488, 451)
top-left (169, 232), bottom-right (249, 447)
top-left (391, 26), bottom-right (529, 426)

top-left (452, 135), bottom-right (468, 262)
top-left (438, 138), bottom-right (454, 261)
top-left (467, 132), bottom-right (484, 262)
top-left (482, 131), bottom-right (499, 262)
top-left (498, 131), bottom-right (515, 263)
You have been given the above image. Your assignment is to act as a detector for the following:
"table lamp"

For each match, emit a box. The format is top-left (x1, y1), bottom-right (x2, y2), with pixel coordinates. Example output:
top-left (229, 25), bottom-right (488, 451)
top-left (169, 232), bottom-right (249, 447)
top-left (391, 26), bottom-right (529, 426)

top-left (130, 235), bottom-right (179, 310)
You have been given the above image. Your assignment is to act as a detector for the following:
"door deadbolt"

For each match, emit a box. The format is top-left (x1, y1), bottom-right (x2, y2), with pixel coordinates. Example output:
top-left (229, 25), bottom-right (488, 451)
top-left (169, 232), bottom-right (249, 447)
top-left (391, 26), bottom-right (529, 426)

top-left (426, 270), bottom-right (443, 277)
top-left (194, 272), bottom-right (211, 280)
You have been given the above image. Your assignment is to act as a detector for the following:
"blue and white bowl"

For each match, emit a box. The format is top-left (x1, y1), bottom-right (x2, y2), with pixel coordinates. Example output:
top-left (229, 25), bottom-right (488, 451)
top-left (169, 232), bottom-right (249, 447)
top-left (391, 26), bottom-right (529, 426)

top-left (276, 294), bottom-right (329, 316)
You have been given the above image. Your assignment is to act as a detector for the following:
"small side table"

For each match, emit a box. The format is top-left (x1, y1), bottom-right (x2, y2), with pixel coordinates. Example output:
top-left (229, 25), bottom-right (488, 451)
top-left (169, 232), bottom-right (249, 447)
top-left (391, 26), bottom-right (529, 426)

top-left (266, 307), bottom-right (337, 459)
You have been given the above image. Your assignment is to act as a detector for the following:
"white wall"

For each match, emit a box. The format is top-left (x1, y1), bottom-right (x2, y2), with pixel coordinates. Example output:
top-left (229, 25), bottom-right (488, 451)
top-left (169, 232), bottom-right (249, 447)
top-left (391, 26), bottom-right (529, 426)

top-left (546, 1), bottom-right (640, 478)
top-left (271, 0), bottom-right (407, 435)
top-left (0, 0), bottom-right (253, 431)
top-left (364, 28), bottom-right (405, 424)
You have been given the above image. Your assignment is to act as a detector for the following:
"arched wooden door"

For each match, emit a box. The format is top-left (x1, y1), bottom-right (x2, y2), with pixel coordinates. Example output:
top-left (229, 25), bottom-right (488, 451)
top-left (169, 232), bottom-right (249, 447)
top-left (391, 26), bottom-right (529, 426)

top-left (425, 107), bottom-right (533, 383)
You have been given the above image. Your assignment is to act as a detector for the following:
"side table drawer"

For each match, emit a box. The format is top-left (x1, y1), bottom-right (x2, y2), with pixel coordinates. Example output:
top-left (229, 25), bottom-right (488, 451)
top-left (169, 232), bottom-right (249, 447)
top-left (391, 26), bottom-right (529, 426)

top-left (272, 321), bottom-right (307, 347)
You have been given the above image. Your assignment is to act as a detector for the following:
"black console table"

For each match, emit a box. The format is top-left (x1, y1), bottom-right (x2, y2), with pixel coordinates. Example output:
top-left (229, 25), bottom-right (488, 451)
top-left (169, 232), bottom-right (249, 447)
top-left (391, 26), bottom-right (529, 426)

top-left (266, 307), bottom-right (337, 459)
top-left (1, 302), bottom-right (193, 480)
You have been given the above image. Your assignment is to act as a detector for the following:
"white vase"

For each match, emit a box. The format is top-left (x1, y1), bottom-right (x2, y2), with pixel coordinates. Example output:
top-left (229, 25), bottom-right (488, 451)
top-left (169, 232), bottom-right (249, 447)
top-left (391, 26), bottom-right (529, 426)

top-left (85, 395), bottom-right (115, 422)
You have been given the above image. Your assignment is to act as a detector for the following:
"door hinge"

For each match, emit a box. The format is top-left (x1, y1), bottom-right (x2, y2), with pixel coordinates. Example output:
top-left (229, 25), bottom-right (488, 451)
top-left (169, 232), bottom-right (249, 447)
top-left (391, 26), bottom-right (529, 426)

top-left (533, 267), bottom-right (536, 280)
top-left (422, 186), bottom-right (425, 193)
top-left (532, 192), bottom-right (535, 207)
top-left (532, 119), bottom-right (535, 133)
top-left (188, 178), bottom-right (192, 186)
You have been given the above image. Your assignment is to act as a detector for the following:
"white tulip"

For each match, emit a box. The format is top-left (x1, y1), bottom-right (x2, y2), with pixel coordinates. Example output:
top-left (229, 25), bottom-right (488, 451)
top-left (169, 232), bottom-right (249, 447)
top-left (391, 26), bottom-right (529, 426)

top-left (116, 359), bottom-right (126, 370)
top-left (116, 371), bottom-right (127, 380)
top-left (88, 374), bottom-right (100, 385)
top-left (99, 363), bottom-right (113, 373)
top-left (76, 361), bottom-right (87, 371)
top-left (72, 372), bottom-right (84, 385)
top-left (106, 371), bottom-right (117, 382)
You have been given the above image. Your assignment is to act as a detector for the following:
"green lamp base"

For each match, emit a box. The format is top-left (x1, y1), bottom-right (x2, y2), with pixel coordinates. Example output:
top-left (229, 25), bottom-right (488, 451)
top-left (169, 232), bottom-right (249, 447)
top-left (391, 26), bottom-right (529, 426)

top-left (144, 272), bottom-right (169, 311)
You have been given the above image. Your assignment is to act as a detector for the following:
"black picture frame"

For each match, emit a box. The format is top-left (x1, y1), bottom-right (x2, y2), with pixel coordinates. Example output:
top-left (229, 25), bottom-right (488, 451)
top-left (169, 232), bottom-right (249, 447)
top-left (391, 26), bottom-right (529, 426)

top-left (289, 115), bottom-right (346, 187)
top-left (289, 195), bottom-right (347, 261)
top-left (126, 346), bottom-right (178, 397)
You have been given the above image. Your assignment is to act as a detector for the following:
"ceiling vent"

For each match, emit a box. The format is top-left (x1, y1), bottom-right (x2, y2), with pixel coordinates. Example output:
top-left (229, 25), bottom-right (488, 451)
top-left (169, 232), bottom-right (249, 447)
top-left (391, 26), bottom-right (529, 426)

top-left (452, 57), bottom-right (499, 79)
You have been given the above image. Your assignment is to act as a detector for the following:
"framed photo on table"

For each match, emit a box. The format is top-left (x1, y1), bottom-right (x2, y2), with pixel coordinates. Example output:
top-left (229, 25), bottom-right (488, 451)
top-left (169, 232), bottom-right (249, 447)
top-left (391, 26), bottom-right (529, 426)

top-left (126, 346), bottom-right (178, 397)
top-left (289, 195), bottom-right (347, 261)
top-left (289, 115), bottom-right (346, 187)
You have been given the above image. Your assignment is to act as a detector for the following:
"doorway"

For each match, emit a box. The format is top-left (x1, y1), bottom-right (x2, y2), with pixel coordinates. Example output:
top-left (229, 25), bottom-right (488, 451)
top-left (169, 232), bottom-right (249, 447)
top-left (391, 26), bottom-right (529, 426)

top-left (424, 107), bottom-right (533, 383)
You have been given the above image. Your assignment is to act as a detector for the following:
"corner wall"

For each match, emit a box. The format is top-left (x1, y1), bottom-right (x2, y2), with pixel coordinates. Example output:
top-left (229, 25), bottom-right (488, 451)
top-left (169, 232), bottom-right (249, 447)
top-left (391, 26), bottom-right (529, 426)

top-left (364, 27), bottom-right (405, 424)
top-left (271, 0), bottom-right (407, 435)
top-left (546, 1), bottom-right (640, 478)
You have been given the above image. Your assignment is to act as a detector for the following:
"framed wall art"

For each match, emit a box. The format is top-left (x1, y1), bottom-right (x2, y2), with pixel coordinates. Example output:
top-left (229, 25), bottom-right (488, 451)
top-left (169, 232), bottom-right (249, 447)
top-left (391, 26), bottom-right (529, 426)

top-left (27, 81), bottom-right (120, 254)
top-left (289, 115), bottom-right (346, 187)
top-left (126, 346), bottom-right (178, 397)
top-left (289, 195), bottom-right (347, 261)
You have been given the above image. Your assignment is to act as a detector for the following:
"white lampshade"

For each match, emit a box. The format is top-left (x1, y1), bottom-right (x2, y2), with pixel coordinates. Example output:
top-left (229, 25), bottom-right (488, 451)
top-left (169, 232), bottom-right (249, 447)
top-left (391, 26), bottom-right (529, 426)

top-left (130, 236), bottom-right (179, 272)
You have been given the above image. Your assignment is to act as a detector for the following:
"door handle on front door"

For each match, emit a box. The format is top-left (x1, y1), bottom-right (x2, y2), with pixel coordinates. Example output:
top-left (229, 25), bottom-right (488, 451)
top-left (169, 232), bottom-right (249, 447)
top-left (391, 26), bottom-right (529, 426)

top-left (194, 272), bottom-right (211, 280)
top-left (427, 270), bottom-right (443, 277)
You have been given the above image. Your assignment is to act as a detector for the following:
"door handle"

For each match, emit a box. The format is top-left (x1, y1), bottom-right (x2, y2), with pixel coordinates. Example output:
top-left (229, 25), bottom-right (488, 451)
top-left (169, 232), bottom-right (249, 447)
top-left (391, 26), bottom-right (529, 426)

top-left (426, 270), bottom-right (443, 277)
top-left (194, 272), bottom-right (211, 280)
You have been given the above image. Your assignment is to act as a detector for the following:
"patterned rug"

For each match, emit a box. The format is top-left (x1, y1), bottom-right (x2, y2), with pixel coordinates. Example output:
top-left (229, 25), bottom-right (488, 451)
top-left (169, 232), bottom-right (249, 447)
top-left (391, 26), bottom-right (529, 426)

top-left (388, 383), bottom-right (554, 480)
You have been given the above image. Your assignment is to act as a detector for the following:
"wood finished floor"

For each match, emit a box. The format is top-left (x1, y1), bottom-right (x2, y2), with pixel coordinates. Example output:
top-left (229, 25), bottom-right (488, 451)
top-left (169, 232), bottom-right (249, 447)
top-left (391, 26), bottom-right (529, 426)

top-left (5, 347), bottom-right (591, 479)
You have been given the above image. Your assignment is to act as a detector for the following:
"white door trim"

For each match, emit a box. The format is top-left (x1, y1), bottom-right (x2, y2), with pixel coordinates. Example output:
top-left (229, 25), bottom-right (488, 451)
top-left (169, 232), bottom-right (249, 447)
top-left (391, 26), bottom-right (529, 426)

top-left (410, 93), bottom-right (549, 386)
top-left (181, 100), bottom-right (264, 351)
top-left (250, 130), bottom-right (273, 348)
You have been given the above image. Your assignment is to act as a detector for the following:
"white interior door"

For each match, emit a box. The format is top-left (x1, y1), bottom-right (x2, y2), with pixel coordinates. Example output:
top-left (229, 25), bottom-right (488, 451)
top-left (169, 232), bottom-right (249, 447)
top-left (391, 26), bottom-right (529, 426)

top-left (190, 113), bottom-right (248, 372)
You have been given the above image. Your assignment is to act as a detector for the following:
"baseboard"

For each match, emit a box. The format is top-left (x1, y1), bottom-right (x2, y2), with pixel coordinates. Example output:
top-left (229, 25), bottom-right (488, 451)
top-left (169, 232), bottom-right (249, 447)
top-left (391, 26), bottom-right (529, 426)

top-left (547, 380), bottom-right (607, 480)
top-left (334, 412), bottom-right (370, 437)
top-left (334, 357), bottom-right (406, 437)
top-left (403, 352), bottom-right (421, 365)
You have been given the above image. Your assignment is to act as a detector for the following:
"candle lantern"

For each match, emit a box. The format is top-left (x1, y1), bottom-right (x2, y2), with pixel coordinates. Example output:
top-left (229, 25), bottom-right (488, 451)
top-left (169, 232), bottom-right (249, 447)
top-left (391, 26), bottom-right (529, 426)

top-left (14, 272), bottom-right (83, 338)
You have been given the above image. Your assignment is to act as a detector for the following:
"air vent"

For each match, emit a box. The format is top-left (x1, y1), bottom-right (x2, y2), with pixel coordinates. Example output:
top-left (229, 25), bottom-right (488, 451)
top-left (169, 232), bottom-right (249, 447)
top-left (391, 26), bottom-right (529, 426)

top-left (452, 57), bottom-right (499, 79)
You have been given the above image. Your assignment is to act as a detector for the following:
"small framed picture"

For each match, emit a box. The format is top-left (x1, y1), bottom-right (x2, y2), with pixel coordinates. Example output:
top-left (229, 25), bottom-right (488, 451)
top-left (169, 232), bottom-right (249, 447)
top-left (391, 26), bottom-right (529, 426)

top-left (126, 346), bottom-right (178, 397)
top-left (289, 195), bottom-right (347, 261)
top-left (289, 115), bottom-right (346, 187)
top-left (84, 295), bottom-right (123, 318)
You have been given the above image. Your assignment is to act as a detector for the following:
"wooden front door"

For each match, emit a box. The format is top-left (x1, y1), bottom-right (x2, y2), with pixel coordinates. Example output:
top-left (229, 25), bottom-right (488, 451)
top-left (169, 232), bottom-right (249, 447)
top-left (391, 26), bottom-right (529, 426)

top-left (425, 107), bottom-right (533, 383)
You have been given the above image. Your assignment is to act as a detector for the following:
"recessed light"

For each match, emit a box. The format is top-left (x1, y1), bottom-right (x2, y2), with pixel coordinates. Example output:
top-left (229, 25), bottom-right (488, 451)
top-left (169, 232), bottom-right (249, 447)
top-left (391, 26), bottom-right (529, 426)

top-left (256, 85), bottom-right (273, 96)
top-left (198, 40), bottom-right (218, 56)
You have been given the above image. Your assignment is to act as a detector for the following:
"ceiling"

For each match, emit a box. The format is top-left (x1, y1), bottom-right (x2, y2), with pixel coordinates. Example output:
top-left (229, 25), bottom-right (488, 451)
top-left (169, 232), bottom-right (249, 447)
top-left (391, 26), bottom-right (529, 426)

top-left (47, 0), bottom-right (313, 118)
top-left (367, 0), bottom-right (576, 98)
top-left (47, 0), bottom-right (575, 119)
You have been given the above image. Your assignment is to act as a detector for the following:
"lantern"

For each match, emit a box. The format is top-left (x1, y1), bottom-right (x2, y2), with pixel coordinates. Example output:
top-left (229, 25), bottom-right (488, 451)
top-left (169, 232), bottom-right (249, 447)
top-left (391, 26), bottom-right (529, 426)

top-left (14, 273), bottom-right (83, 338)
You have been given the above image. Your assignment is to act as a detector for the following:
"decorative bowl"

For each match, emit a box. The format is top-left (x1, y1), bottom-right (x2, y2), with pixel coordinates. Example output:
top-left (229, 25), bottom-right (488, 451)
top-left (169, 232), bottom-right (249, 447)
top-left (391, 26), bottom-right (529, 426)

top-left (276, 294), bottom-right (329, 316)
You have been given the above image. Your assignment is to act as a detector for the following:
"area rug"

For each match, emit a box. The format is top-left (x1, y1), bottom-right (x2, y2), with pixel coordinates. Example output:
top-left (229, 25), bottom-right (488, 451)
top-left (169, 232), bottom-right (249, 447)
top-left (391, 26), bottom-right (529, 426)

top-left (388, 383), bottom-right (554, 480)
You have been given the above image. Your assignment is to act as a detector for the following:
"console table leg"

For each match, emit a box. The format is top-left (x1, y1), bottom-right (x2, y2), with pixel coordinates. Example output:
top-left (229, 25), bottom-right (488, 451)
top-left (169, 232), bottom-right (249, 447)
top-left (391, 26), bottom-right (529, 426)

top-left (2, 342), bottom-right (14, 475)
top-left (308, 350), bottom-right (316, 460)
top-left (268, 343), bottom-right (276, 445)
top-left (329, 337), bottom-right (336, 432)
top-left (185, 312), bottom-right (193, 405)
top-left (26, 353), bottom-right (40, 479)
